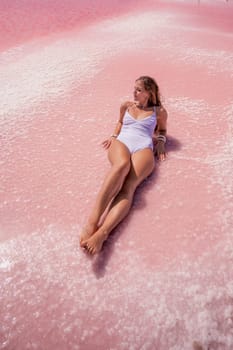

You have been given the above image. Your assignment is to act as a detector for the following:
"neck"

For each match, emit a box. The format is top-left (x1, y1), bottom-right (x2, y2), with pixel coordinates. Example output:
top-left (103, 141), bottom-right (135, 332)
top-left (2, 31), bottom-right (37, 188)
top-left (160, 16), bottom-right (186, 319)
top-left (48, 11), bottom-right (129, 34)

top-left (136, 103), bottom-right (148, 110)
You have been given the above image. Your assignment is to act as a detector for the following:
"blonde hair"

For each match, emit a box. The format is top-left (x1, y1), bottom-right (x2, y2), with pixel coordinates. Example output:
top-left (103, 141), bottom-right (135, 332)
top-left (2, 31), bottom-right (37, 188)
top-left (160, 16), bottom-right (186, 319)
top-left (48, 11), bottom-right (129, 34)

top-left (136, 76), bottom-right (162, 107)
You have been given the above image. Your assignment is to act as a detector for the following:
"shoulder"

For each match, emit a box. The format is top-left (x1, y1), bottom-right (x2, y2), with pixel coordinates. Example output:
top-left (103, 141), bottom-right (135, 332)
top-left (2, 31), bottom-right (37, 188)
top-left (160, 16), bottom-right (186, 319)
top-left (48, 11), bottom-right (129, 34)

top-left (118, 101), bottom-right (134, 121)
top-left (156, 105), bottom-right (168, 120)
top-left (120, 100), bottom-right (134, 112)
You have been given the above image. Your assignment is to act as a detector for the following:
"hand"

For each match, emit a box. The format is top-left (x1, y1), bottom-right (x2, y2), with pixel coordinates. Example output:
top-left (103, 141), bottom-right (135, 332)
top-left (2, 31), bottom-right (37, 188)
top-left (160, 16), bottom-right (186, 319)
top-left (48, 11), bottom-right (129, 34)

top-left (155, 141), bottom-right (166, 161)
top-left (102, 137), bottom-right (114, 150)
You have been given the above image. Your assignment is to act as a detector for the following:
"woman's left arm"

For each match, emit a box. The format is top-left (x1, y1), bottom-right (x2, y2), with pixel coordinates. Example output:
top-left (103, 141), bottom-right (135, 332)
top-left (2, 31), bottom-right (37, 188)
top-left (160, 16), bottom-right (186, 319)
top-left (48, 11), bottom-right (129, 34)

top-left (154, 106), bottom-right (168, 161)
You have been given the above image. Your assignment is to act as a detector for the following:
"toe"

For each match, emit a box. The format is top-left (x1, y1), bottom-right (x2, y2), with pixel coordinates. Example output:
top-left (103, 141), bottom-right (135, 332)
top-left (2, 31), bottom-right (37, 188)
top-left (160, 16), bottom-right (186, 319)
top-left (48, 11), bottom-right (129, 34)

top-left (86, 244), bottom-right (93, 254)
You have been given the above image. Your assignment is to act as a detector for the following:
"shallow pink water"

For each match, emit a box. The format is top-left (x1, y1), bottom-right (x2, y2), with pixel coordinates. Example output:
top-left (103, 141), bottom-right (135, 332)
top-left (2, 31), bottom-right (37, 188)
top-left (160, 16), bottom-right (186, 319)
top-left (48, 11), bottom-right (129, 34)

top-left (0, 1), bottom-right (233, 349)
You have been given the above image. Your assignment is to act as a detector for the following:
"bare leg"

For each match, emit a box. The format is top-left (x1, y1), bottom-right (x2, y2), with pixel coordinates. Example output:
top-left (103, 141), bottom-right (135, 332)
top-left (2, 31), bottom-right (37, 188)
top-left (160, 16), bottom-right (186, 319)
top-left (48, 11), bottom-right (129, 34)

top-left (83, 148), bottom-right (155, 254)
top-left (80, 140), bottom-right (131, 245)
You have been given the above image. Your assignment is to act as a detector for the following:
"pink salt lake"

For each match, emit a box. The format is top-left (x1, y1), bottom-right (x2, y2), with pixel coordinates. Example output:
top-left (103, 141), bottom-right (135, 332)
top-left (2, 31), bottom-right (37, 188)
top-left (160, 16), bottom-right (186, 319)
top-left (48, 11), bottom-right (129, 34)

top-left (0, 1), bottom-right (233, 349)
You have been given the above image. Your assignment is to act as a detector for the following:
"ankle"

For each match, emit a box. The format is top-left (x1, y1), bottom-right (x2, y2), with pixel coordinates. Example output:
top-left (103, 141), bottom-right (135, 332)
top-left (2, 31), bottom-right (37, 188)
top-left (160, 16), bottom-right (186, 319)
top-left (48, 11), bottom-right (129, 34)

top-left (83, 221), bottom-right (97, 232)
top-left (98, 228), bottom-right (109, 241)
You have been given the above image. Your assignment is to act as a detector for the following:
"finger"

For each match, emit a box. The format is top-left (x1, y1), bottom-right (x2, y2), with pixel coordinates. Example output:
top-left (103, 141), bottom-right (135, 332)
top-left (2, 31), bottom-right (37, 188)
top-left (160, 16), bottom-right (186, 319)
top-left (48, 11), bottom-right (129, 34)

top-left (159, 153), bottom-right (165, 161)
top-left (103, 142), bottom-right (111, 150)
top-left (102, 140), bottom-right (109, 147)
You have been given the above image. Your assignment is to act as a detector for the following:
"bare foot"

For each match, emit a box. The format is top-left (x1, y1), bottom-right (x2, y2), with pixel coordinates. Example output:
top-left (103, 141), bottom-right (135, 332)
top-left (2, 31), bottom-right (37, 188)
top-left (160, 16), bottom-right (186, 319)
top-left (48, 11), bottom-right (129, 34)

top-left (79, 223), bottom-right (97, 247)
top-left (83, 229), bottom-right (108, 255)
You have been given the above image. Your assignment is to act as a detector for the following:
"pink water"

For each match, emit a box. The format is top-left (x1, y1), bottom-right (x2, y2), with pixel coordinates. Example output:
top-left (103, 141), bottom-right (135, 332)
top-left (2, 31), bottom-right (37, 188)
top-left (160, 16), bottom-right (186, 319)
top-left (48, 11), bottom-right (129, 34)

top-left (1, 1), bottom-right (233, 349)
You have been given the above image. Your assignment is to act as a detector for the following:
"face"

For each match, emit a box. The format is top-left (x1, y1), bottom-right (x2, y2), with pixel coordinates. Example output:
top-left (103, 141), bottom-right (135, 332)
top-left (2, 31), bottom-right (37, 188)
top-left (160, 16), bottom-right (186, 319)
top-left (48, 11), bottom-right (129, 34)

top-left (133, 80), bottom-right (150, 105)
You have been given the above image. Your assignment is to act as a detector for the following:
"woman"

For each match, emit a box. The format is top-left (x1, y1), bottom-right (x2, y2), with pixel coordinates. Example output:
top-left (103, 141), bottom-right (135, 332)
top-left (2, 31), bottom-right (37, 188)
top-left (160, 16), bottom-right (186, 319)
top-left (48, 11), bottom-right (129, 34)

top-left (80, 76), bottom-right (168, 254)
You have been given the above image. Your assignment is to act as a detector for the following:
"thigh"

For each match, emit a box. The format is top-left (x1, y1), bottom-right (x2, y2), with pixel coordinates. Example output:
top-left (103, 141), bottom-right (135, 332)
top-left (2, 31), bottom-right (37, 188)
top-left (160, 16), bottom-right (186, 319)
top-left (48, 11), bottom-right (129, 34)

top-left (108, 139), bottom-right (131, 166)
top-left (128, 148), bottom-right (155, 186)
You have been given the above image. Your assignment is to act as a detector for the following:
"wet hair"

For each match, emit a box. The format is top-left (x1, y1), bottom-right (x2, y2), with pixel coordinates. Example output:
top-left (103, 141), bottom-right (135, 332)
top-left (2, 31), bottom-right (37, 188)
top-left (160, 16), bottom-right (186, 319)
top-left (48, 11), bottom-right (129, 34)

top-left (136, 75), bottom-right (162, 107)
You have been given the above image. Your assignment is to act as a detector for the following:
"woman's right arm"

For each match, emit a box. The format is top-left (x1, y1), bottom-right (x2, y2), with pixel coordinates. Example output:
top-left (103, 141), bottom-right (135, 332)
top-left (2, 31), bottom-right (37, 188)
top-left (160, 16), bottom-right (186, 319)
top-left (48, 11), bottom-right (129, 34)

top-left (102, 101), bottom-right (130, 149)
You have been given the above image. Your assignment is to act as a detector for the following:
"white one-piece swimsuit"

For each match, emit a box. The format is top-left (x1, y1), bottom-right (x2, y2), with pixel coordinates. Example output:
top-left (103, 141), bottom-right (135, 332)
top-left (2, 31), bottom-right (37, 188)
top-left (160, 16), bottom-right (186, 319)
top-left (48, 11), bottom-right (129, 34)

top-left (117, 108), bottom-right (157, 154)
